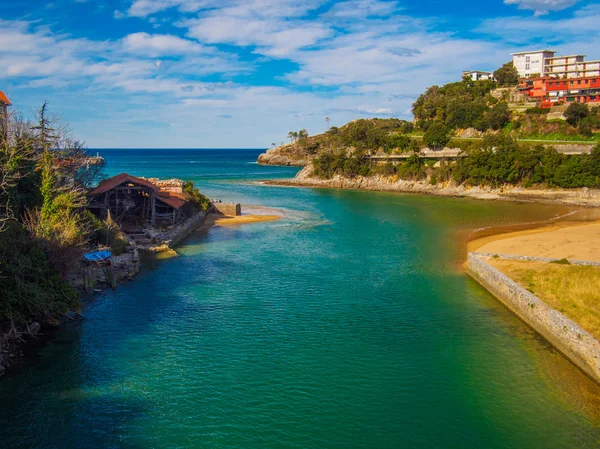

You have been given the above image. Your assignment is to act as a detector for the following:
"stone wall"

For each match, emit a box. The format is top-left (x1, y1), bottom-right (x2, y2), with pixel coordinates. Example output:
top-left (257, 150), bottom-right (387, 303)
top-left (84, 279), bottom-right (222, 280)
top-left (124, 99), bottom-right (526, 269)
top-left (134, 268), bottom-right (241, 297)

top-left (213, 203), bottom-right (241, 216)
top-left (474, 252), bottom-right (600, 267)
top-left (148, 210), bottom-right (208, 251)
top-left (466, 252), bottom-right (600, 384)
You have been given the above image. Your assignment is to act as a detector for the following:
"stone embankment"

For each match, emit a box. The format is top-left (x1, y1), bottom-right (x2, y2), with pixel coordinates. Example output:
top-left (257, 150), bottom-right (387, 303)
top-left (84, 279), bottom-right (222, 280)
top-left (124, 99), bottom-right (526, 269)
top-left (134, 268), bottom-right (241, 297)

top-left (265, 164), bottom-right (600, 207)
top-left (467, 252), bottom-right (600, 384)
top-left (146, 210), bottom-right (208, 251)
top-left (212, 203), bottom-right (241, 216)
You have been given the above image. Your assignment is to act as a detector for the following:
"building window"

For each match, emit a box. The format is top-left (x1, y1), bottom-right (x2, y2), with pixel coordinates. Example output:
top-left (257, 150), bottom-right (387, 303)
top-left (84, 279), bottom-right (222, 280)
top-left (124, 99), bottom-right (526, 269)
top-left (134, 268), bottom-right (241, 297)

top-left (526, 56), bottom-right (531, 63)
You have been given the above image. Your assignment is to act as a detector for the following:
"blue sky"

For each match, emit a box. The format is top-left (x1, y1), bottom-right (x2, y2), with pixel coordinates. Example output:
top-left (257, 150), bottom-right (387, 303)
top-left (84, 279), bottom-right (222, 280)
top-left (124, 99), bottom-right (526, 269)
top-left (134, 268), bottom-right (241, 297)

top-left (1, 0), bottom-right (599, 148)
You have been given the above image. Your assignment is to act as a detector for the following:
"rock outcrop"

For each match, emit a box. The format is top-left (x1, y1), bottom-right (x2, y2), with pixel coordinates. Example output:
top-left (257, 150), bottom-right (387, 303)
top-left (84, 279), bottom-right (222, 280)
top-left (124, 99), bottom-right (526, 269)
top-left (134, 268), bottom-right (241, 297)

top-left (257, 144), bottom-right (312, 166)
top-left (267, 163), bottom-right (600, 207)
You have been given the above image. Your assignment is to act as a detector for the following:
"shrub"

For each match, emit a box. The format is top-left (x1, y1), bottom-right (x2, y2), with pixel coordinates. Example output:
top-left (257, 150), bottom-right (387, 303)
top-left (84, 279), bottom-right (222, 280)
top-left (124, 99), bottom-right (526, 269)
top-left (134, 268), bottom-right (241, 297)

top-left (0, 223), bottom-right (79, 324)
top-left (565, 102), bottom-right (590, 127)
top-left (183, 181), bottom-right (211, 212)
top-left (494, 61), bottom-right (519, 87)
top-left (423, 121), bottom-right (451, 149)
top-left (387, 134), bottom-right (411, 151)
top-left (488, 102), bottom-right (511, 130)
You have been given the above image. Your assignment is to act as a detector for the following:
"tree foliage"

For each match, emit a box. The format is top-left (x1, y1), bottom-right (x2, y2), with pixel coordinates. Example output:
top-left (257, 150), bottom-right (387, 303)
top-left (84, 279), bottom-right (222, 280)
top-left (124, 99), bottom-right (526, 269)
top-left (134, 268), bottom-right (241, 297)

top-left (494, 61), bottom-right (519, 87)
top-left (564, 102), bottom-right (590, 127)
top-left (0, 103), bottom-right (105, 325)
top-left (183, 181), bottom-right (211, 212)
top-left (412, 77), bottom-right (497, 130)
top-left (423, 121), bottom-right (451, 149)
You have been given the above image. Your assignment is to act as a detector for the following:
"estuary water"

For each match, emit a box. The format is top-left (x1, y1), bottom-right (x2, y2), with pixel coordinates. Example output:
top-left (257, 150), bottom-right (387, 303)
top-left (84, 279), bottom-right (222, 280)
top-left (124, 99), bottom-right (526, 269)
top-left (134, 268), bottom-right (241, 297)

top-left (1, 149), bottom-right (600, 448)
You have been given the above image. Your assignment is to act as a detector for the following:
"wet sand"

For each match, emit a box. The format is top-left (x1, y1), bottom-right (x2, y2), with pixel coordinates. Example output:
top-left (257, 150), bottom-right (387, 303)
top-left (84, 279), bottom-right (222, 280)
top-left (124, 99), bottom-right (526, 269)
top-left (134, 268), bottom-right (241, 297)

top-left (197, 207), bottom-right (282, 233)
top-left (213, 214), bottom-right (281, 226)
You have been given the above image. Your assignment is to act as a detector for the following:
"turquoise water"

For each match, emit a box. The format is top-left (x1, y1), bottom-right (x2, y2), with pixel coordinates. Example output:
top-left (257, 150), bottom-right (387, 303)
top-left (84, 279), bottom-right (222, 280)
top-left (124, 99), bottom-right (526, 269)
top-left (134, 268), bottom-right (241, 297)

top-left (1, 149), bottom-right (600, 448)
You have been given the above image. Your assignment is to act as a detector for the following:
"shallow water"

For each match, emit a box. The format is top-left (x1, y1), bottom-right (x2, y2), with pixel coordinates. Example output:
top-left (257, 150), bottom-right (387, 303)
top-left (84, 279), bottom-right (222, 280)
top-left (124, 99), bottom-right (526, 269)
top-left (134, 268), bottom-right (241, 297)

top-left (1, 149), bottom-right (600, 449)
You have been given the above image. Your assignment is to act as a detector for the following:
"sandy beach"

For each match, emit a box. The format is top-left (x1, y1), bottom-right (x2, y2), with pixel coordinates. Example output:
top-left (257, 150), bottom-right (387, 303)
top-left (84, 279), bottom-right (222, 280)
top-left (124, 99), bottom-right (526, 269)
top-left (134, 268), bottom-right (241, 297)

top-left (469, 220), bottom-right (600, 262)
top-left (197, 208), bottom-right (282, 233)
top-left (212, 214), bottom-right (281, 226)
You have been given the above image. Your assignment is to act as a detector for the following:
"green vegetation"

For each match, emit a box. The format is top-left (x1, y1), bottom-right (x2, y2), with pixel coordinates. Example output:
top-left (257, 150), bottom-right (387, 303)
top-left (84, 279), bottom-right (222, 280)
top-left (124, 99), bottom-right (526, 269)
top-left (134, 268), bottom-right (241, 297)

top-left (565, 102), bottom-right (590, 127)
top-left (183, 180), bottom-right (211, 212)
top-left (423, 121), bottom-right (451, 149)
top-left (313, 133), bottom-right (600, 189)
top-left (493, 61), bottom-right (519, 87)
top-left (412, 70), bottom-right (600, 140)
top-left (453, 136), bottom-right (600, 188)
top-left (0, 103), bottom-right (104, 327)
top-left (0, 224), bottom-right (79, 327)
top-left (412, 77), bottom-right (498, 131)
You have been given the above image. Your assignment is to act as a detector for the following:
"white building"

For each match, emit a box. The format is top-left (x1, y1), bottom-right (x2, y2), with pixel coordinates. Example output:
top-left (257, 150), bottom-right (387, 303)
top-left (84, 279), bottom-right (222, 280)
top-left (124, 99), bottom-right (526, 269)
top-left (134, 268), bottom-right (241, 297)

top-left (511, 50), bottom-right (556, 78)
top-left (512, 49), bottom-right (600, 79)
top-left (544, 55), bottom-right (600, 78)
top-left (462, 70), bottom-right (494, 81)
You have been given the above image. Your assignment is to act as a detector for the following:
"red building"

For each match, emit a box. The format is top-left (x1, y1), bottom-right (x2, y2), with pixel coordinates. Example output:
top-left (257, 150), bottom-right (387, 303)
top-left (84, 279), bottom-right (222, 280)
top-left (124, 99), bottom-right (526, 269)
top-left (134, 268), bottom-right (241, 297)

top-left (519, 76), bottom-right (600, 108)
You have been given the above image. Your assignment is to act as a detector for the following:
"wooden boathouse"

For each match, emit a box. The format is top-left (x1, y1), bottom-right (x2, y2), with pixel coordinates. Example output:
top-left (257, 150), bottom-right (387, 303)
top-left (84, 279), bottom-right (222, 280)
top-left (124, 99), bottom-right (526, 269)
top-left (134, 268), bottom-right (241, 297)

top-left (88, 173), bottom-right (188, 226)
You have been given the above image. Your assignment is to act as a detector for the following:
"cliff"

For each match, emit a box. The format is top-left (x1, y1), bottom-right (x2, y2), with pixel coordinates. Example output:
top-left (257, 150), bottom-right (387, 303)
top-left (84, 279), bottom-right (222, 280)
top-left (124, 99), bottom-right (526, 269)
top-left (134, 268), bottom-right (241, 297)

top-left (257, 143), bottom-right (314, 166)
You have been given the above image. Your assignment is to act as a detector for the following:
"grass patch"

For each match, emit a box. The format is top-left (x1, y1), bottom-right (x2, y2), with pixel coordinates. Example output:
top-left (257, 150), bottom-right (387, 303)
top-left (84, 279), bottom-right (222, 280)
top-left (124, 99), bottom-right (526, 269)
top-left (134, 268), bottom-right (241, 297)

top-left (490, 260), bottom-right (600, 339)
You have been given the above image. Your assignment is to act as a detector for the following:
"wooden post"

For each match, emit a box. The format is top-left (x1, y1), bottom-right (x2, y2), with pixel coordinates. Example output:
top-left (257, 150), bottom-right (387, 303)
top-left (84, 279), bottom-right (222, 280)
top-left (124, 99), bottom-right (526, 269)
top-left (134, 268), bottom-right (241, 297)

top-left (142, 194), bottom-right (146, 220)
top-left (151, 190), bottom-right (156, 226)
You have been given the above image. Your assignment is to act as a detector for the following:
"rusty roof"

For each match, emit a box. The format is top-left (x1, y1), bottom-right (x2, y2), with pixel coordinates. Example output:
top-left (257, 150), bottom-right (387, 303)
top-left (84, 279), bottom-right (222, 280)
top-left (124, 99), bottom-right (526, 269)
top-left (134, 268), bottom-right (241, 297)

top-left (90, 173), bottom-right (189, 209)
top-left (90, 173), bottom-right (158, 196)
top-left (0, 91), bottom-right (11, 106)
top-left (157, 191), bottom-right (188, 209)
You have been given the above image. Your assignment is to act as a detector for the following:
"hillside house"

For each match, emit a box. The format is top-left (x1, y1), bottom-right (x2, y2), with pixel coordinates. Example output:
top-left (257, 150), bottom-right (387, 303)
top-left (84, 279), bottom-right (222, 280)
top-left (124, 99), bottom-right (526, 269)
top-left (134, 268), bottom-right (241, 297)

top-left (463, 71), bottom-right (494, 81)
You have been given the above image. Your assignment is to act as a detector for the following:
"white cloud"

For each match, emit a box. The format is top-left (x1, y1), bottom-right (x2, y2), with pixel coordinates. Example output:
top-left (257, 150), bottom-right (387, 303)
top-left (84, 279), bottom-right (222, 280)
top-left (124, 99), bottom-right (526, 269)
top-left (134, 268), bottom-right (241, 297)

top-left (176, 0), bottom-right (330, 57)
top-left (325, 0), bottom-right (400, 19)
top-left (504, 0), bottom-right (580, 15)
top-left (121, 32), bottom-right (204, 56)
top-left (479, 5), bottom-right (600, 44)
top-left (12, 0), bottom-right (590, 148)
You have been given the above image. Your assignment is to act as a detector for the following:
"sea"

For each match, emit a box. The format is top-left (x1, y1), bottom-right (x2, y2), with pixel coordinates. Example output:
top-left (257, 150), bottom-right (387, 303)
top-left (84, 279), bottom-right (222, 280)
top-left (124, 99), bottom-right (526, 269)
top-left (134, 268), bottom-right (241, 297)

top-left (1, 148), bottom-right (600, 448)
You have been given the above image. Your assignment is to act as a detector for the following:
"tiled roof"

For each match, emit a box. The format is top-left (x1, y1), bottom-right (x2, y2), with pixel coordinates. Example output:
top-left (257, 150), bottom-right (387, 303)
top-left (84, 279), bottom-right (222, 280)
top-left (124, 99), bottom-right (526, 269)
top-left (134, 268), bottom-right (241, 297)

top-left (90, 173), bottom-right (189, 209)
top-left (0, 91), bottom-right (11, 106)
top-left (90, 173), bottom-right (157, 196)
top-left (157, 191), bottom-right (188, 209)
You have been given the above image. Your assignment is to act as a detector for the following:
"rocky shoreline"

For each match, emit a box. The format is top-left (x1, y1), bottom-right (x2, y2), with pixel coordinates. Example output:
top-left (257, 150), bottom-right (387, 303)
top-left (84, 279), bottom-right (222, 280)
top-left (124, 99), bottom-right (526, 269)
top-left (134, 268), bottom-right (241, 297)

top-left (263, 164), bottom-right (600, 207)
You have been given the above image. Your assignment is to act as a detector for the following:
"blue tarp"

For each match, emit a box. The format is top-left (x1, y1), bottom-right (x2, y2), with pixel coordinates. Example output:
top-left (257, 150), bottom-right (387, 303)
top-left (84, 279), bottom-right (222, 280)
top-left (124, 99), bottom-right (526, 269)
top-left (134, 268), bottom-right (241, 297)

top-left (83, 250), bottom-right (112, 262)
